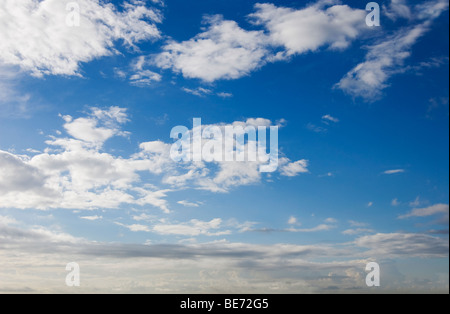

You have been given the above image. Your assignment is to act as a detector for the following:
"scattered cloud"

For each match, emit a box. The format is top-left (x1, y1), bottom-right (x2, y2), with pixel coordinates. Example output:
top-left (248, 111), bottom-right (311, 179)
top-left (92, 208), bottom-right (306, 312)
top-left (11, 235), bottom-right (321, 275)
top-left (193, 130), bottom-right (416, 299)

top-left (182, 87), bottom-right (213, 97)
top-left (154, 1), bottom-right (366, 83)
top-left (0, 107), bottom-right (304, 211)
top-left (129, 70), bottom-right (162, 87)
top-left (307, 123), bottom-right (328, 133)
top-left (409, 196), bottom-right (425, 207)
top-left (392, 198), bottom-right (401, 206)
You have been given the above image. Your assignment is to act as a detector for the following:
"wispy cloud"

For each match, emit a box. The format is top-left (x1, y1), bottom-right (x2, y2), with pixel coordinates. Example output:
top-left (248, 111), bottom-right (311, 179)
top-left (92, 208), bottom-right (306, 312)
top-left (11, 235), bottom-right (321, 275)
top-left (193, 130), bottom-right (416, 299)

top-left (336, 0), bottom-right (449, 100)
top-left (80, 215), bottom-right (103, 221)
top-left (399, 204), bottom-right (449, 220)
top-left (383, 169), bottom-right (405, 175)
top-left (177, 200), bottom-right (203, 208)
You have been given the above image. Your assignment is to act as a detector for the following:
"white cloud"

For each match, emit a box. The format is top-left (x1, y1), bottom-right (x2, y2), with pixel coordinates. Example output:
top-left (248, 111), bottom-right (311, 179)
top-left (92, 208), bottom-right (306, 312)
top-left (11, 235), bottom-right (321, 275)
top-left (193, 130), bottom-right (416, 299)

top-left (280, 159), bottom-right (309, 177)
top-left (129, 70), bottom-right (162, 87)
top-left (409, 196), bottom-right (424, 207)
top-left (183, 88), bottom-right (233, 99)
top-left (342, 228), bottom-right (374, 235)
top-left (0, 0), bottom-right (162, 77)
top-left (132, 213), bottom-right (156, 222)
top-left (336, 25), bottom-right (429, 100)
top-left (383, 169), bottom-right (405, 175)
top-left (0, 108), bottom-right (303, 210)
top-left (62, 107), bottom-right (129, 145)
top-left (322, 114), bottom-right (339, 123)
top-left (287, 224), bottom-right (335, 233)
top-left (178, 200), bottom-right (203, 208)
top-left (182, 87), bottom-right (213, 97)
top-left (251, 2), bottom-right (366, 56)
top-left (217, 92), bottom-right (233, 98)
top-left (115, 222), bottom-right (151, 233)
top-left (337, 0), bottom-right (449, 100)
top-left (399, 204), bottom-right (449, 219)
top-left (155, 15), bottom-right (270, 82)
top-left (153, 218), bottom-right (230, 237)
top-left (80, 215), bottom-right (103, 221)
top-left (153, 1), bottom-right (367, 83)
top-left (384, 0), bottom-right (413, 20)
top-left (0, 107), bottom-right (171, 212)
top-left (288, 216), bottom-right (299, 225)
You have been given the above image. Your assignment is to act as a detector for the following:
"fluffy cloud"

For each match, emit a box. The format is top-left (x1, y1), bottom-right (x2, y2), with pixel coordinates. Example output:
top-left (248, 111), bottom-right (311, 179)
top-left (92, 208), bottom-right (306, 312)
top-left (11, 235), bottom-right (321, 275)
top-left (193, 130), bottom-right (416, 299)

top-left (62, 107), bottom-right (129, 145)
top-left (0, 0), bottom-right (161, 77)
top-left (155, 15), bottom-right (270, 82)
top-left (250, 2), bottom-right (365, 55)
top-left (0, 107), bottom-right (170, 212)
top-left (280, 159), bottom-right (309, 177)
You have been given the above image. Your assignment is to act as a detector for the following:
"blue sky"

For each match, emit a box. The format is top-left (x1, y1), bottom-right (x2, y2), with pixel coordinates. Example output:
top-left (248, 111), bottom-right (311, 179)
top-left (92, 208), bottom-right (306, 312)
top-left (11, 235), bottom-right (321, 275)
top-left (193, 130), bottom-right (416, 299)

top-left (0, 0), bottom-right (449, 293)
